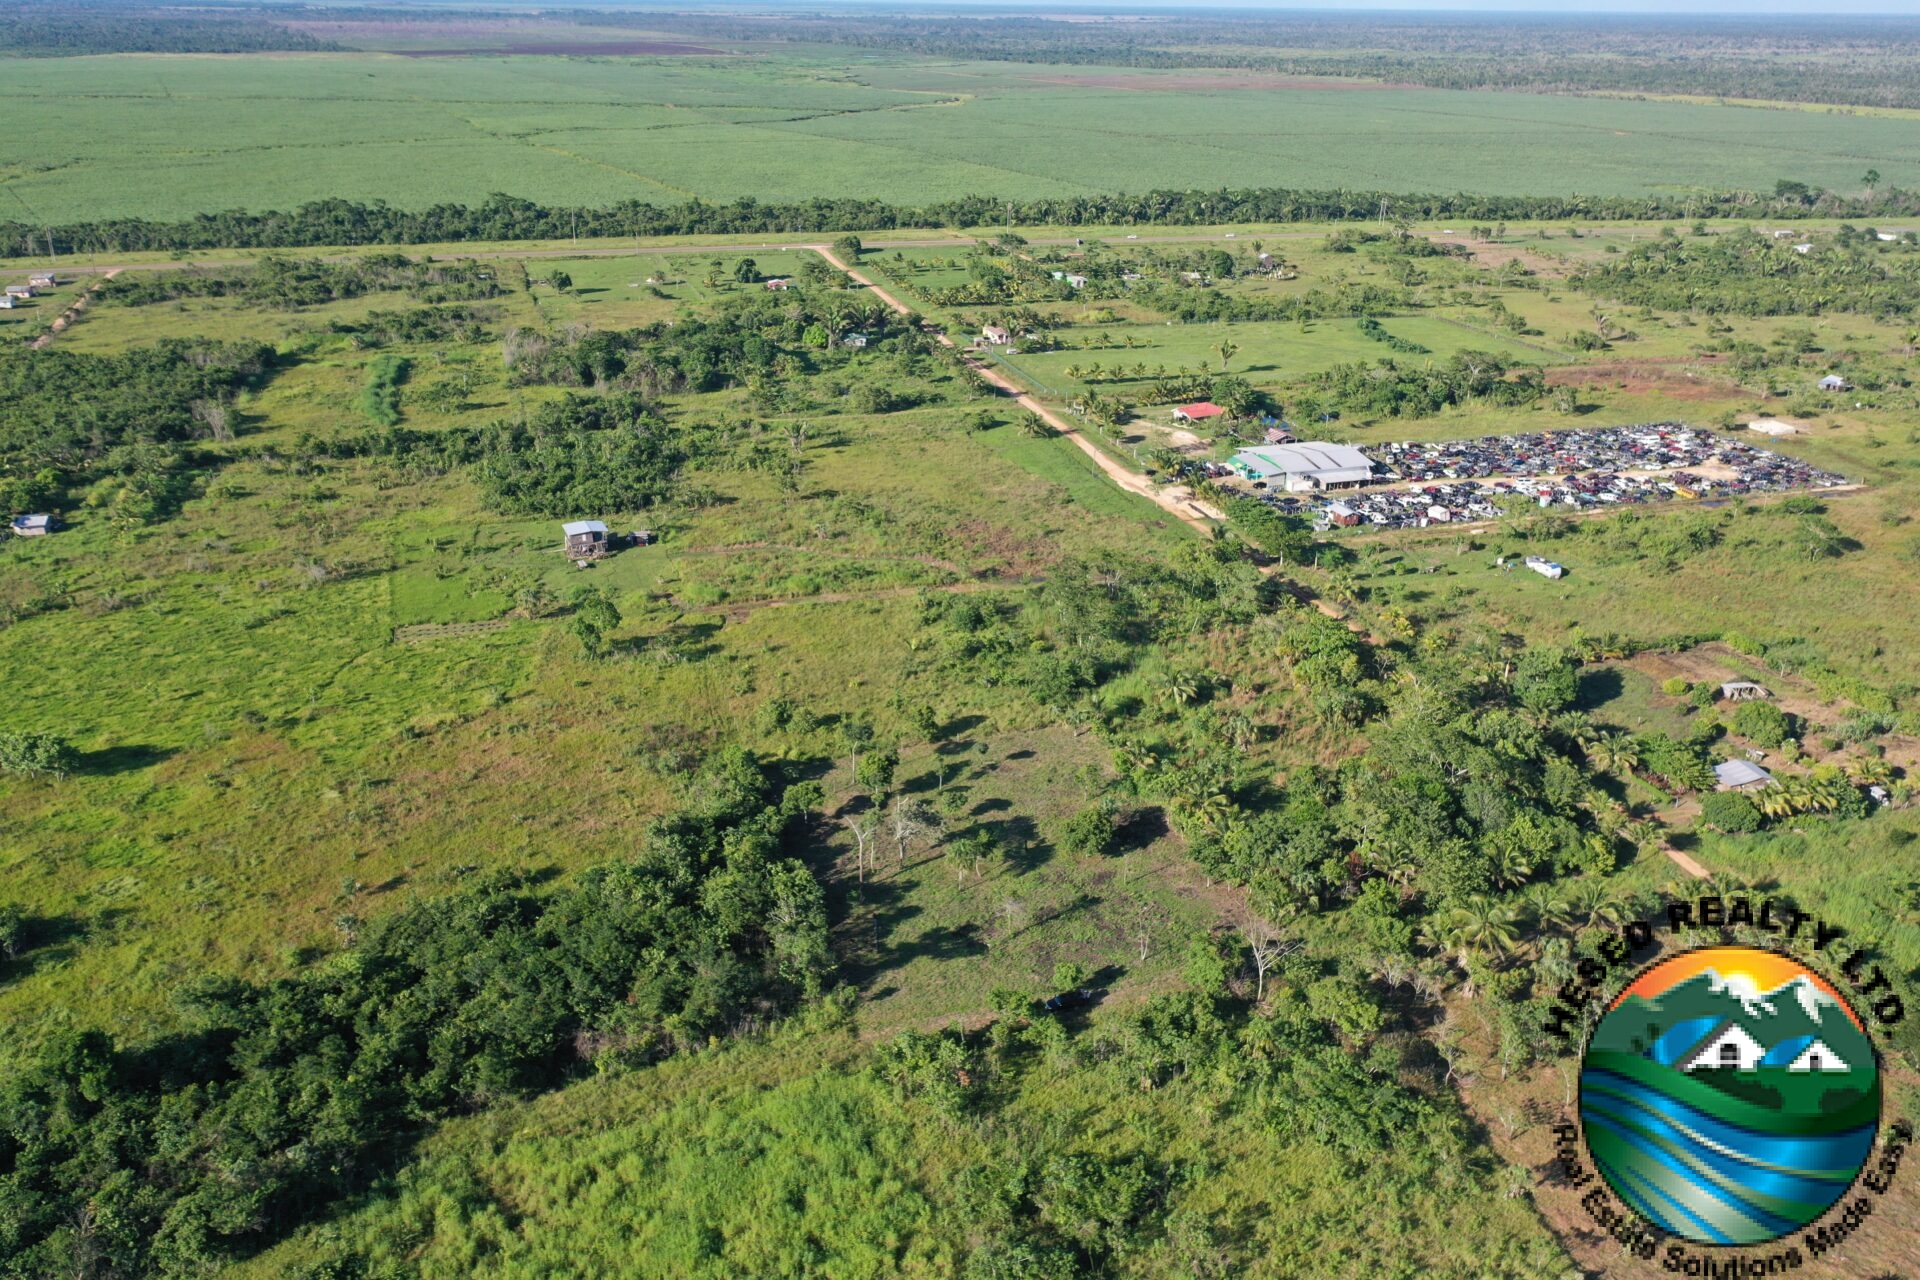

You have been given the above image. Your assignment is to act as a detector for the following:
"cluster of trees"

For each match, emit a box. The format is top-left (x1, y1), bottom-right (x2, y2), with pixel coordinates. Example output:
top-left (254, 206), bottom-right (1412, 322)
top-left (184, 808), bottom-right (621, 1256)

top-left (503, 292), bottom-right (902, 395)
top-left (1135, 279), bottom-right (1413, 325)
top-left (1357, 316), bottom-right (1430, 354)
top-left (0, 749), bottom-right (830, 1277)
top-left (14, 181), bottom-right (1920, 258)
top-left (1572, 227), bottom-right (1920, 319)
top-left (472, 393), bottom-right (700, 519)
top-left (1304, 350), bottom-right (1546, 420)
top-left (332, 304), bottom-right (493, 348)
top-left (103, 255), bottom-right (504, 310)
top-left (0, 340), bottom-right (273, 518)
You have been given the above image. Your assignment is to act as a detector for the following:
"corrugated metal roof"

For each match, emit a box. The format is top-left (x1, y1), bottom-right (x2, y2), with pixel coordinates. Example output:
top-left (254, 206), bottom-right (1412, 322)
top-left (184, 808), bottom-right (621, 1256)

top-left (1714, 759), bottom-right (1773, 788)
top-left (1237, 442), bottom-right (1373, 476)
top-left (562, 520), bottom-right (608, 537)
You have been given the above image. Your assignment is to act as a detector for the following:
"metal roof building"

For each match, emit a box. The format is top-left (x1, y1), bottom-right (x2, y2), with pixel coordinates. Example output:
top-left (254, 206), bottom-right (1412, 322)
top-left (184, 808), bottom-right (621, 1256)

top-left (1713, 759), bottom-right (1774, 791)
top-left (1229, 442), bottom-right (1375, 492)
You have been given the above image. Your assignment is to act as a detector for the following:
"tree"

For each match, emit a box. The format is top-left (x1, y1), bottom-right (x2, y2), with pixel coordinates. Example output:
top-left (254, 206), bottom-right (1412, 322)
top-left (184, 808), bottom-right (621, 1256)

top-left (1511, 647), bottom-right (1578, 717)
top-left (732, 258), bottom-right (760, 284)
top-left (841, 810), bottom-right (881, 883)
top-left (0, 903), bottom-right (24, 962)
top-left (1216, 339), bottom-right (1239, 372)
top-left (890, 795), bottom-right (939, 867)
top-left (1020, 411), bottom-right (1053, 438)
top-left (1700, 790), bottom-right (1762, 833)
top-left (1863, 169), bottom-right (1882, 193)
top-left (568, 586), bottom-right (621, 659)
top-left (855, 745), bottom-right (899, 795)
top-left (0, 731), bottom-right (79, 779)
top-left (1584, 731), bottom-right (1640, 777)
top-left (831, 234), bottom-right (864, 261)
top-left (1732, 700), bottom-right (1792, 749)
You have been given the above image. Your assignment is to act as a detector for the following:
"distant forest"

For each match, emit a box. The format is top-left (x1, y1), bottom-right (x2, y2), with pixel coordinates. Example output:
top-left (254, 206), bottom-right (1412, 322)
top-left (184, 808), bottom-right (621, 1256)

top-left (0, 3), bottom-right (337, 56)
top-left (4, 184), bottom-right (1918, 258)
top-left (605, 9), bottom-right (1920, 111)
top-left (6, 5), bottom-right (1920, 113)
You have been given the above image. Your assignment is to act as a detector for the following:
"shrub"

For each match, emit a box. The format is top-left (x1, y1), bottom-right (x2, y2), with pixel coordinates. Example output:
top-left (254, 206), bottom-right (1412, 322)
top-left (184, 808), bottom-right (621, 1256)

top-left (1661, 677), bottom-right (1691, 696)
top-left (1732, 700), bottom-right (1793, 749)
top-left (1700, 790), bottom-right (1762, 833)
top-left (1057, 805), bottom-right (1116, 857)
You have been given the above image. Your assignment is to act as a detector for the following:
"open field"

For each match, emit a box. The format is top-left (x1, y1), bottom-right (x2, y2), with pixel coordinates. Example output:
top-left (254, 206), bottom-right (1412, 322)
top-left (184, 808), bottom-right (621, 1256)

top-left (5, 52), bottom-right (1920, 223)
top-left (6, 189), bottom-right (1920, 1275)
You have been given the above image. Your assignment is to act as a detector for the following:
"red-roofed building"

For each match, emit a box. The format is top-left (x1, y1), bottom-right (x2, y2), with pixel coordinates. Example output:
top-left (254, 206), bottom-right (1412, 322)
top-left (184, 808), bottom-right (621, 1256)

top-left (1172, 402), bottom-right (1226, 423)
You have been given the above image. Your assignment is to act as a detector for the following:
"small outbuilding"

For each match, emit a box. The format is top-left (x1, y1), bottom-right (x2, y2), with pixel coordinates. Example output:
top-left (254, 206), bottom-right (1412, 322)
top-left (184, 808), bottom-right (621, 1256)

top-left (27, 272), bottom-right (56, 288)
top-left (1325, 502), bottom-right (1362, 528)
top-left (1719, 681), bottom-right (1770, 701)
top-left (4, 284), bottom-right (34, 299)
top-left (10, 513), bottom-right (55, 537)
top-left (764, 278), bottom-right (792, 292)
top-left (0, 295), bottom-right (15, 310)
top-left (1818, 375), bottom-right (1852, 391)
top-left (981, 325), bottom-right (1011, 346)
top-left (1172, 402), bottom-right (1226, 424)
top-left (1714, 759), bottom-right (1774, 791)
top-left (562, 519), bottom-right (610, 560)
top-left (840, 332), bottom-right (869, 349)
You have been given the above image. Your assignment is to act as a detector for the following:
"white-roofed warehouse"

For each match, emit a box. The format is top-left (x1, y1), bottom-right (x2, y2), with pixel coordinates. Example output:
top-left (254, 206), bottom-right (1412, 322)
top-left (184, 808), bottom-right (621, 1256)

top-left (1228, 442), bottom-right (1375, 492)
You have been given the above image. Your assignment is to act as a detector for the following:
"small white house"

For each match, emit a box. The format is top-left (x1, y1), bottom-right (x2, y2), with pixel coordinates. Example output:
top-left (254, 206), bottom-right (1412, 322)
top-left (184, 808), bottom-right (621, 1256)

top-left (840, 332), bottom-right (869, 349)
top-left (981, 325), bottom-right (1011, 346)
top-left (1524, 555), bottom-right (1565, 580)
top-left (1793, 243), bottom-right (1815, 255)
top-left (1681, 1021), bottom-right (1766, 1072)
top-left (1064, 274), bottom-right (1087, 289)
top-left (4, 284), bottom-right (33, 299)
top-left (11, 514), bottom-right (55, 537)
top-left (27, 272), bottom-right (56, 288)
top-left (0, 295), bottom-right (15, 310)
top-left (1720, 681), bottom-right (1770, 701)
top-left (1786, 1038), bottom-right (1852, 1074)
top-left (1819, 375), bottom-right (1852, 391)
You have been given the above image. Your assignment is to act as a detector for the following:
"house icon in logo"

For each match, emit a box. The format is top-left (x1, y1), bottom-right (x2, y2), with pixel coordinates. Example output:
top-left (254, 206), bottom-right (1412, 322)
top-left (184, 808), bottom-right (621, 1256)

top-left (1671, 1019), bottom-right (1855, 1074)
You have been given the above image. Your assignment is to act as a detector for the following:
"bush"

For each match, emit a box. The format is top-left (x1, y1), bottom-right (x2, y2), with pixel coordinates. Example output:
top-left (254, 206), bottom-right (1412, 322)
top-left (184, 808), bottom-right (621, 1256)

top-left (1699, 790), bottom-right (1762, 833)
top-left (1732, 700), bottom-right (1793, 749)
top-left (1661, 677), bottom-right (1691, 696)
top-left (0, 731), bottom-right (78, 778)
top-left (1057, 805), bottom-right (1116, 857)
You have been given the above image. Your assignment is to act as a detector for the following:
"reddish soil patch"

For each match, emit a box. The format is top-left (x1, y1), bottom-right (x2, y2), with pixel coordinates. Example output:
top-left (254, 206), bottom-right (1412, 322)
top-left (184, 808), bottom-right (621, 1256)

top-left (392, 41), bottom-right (730, 57)
top-left (1462, 243), bottom-right (1570, 278)
top-left (946, 519), bottom-right (1061, 580)
top-left (1545, 360), bottom-right (1737, 402)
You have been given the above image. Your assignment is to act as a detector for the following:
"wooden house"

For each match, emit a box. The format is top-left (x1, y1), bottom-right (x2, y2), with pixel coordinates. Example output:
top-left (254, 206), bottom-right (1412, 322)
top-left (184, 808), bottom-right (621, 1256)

top-left (562, 519), bottom-right (610, 560)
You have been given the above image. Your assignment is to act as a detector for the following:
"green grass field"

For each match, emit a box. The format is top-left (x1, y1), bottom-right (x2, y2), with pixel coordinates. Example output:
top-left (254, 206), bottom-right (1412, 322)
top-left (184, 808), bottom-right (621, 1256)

top-left (5, 52), bottom-right (1920, 221)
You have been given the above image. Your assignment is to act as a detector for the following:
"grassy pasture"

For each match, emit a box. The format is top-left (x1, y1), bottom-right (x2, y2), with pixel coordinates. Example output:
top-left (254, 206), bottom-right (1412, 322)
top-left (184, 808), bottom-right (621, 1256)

top-left (5, 53), bottom-right (1920, 221)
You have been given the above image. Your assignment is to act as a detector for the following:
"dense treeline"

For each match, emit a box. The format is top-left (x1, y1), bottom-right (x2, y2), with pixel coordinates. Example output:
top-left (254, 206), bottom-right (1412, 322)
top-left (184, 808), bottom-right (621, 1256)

top-left (0, 4), bottom-right (339, 56)
top-left (1302, 351), bottom-right (1547, 421)
top-left (1572, 225), bottom-right (1920, 318)
top-left (0, 750), bottom-right (829, 1278)
top-left (8, 182), bottom-right (1920, 258)
top-left (605, 10), bottom-right (1920, 111)
top-left (0, 341), bottom-right (273, 517)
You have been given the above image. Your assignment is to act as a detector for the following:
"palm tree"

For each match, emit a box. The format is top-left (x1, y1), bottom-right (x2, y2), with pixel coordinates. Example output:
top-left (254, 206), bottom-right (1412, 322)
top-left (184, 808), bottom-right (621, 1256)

top-left (1421, 896), bottom-right (1521, 991)
top-left (1844, 756), bottom-right (1894, 787)
top-left (1566, 879), bottom-right (1630, 931)
top-left (1584, 732), bottom-right (1640, 777)
top-left (1217, 339), bottom-right (1239, 372)
top-left (1754, 784), bottom-right (1796, 821)
top-left (1623, 818), bottom-right (1663, 851)
top-left (1159, 671), bottom-right (1201, 707)
top-left (1491, 843), bottom-right (1535, 890)
top-left (1520, 883), bottom-right (1576, 937)
top-left (1020, 411), bottom-right (1052, 439)
top-left (1550, 710), bottom-right (1598, 751)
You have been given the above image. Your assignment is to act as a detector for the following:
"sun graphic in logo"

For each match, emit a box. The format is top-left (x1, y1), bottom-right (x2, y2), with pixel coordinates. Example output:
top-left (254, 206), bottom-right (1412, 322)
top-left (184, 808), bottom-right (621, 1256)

top-left (1579, 945), bottom-right (1880, 1246)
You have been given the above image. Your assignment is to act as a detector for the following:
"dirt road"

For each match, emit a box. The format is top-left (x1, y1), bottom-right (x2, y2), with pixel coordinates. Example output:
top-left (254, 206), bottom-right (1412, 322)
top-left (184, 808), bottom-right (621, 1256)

top-left (815, 245), bottom-right (1224, 538)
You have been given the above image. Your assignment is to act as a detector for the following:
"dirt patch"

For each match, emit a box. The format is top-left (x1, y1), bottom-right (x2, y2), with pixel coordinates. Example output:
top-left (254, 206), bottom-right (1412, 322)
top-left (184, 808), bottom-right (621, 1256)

top-left (394, 620), bottom-right (509, 644)
top-left (391, 41), bottom-right (730, 57)
top-left (946, 519), bottom-right (1061, 580)
top-left (1458, 243), bottom-right (1571, 278)
top-left (1546, 360), bottom-right (1739, 402)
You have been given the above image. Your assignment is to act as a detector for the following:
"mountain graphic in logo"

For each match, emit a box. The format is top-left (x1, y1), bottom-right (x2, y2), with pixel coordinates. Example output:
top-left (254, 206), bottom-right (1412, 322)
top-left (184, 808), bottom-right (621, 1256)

top-left (1578, 945), bottom-right (1880, 1246)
